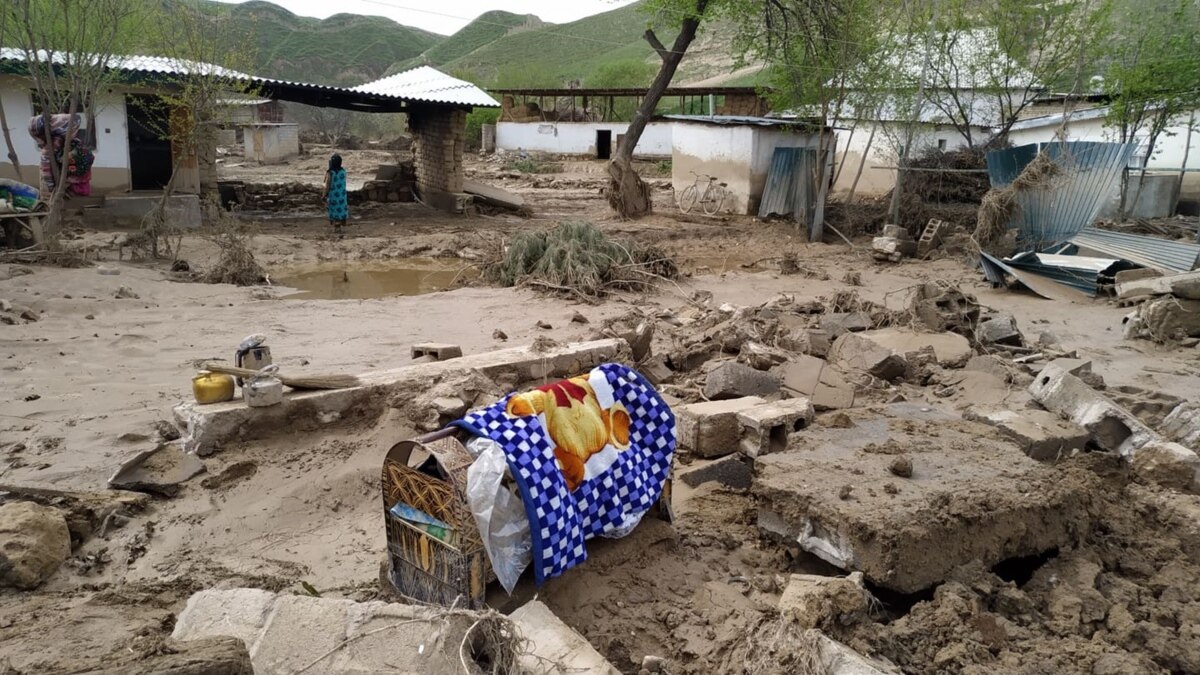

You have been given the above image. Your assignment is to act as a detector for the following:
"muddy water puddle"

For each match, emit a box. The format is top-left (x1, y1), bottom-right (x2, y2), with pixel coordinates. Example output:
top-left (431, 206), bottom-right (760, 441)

top-left (275, 259), bottom-right (471, 299)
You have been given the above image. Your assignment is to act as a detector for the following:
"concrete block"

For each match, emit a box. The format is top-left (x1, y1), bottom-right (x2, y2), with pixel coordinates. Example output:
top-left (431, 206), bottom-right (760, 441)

top-left (679, 455), bottom-right (753, 489)
top-left (872, 236), bottom-right (917, 261)
top-left (1131, 441), bottom-right (1200, 494)
top-left (778, 573), bottom-right (868, 629)
top-left (175, 339), bottom-right (625, 456)
top-left (737, 398), bottom-right (815, 458)
top-left (881, 224), bottom-right (910, 239)
top-left (1113, 268), bottom-right (1162, 287)
top-left (676, 397), bottom-right (767, 458)
top-left (856, 328), bottom-right (973, 368)
top-left (966, 408), bottom-right (1090, 462)
top-left (172, 588), bottom-right (496, 674)
top-left (1116, 270), bottom-right (1200, 300)
top-left (821, 312), bottom-right (872, 336)
top-left (410, 343), bottom-right (463, 361)
top-left (755, 403), bottom-right (1095, 592)
top-left (510, 601), bottom-right (620, 674)
top-left (1132, 296), bottom-right (1200, 341)
top-left (0, 501), bottom-right (71, 590)
top-left (777, 356), bottom-right (856, 411)
top-left (1029, 363), bottom-right (1200, 493)
top-left (703, 362), bottom-right (780, 400)
top-left (976, 314), bottom-right (1023, 346)
top-left (828, 333), bottom-right (907, 381)
top-left (1162, 401), bottom-right (1200, 449)
top-left (965, 355), bottom-right (1010, 381)
top-left (806, 328), bottom-right (836, 357)
top-left (801, 630), bottom-right (903, 675)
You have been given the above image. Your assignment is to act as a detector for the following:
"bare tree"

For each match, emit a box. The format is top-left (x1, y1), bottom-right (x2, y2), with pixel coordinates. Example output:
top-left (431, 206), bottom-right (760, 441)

top-left (608, 0), bottom-right (712, 219)
top-left (1, 0), bottom-right (143, 245)
top-left (139, 2), bottom-right (260, 258)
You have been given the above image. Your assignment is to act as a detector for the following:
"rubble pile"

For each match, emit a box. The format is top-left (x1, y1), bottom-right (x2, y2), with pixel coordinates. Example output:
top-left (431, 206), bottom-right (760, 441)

top-left (1119, 270), bottom-right (1200, 343)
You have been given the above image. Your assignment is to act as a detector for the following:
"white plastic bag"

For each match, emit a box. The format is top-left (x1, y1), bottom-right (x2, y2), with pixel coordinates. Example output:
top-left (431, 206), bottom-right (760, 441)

top-left (465, 438), bottom-right (532, 594)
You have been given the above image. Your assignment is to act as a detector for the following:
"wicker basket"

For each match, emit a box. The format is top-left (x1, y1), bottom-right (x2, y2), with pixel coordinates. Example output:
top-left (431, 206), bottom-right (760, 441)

top-left (381, 428), bottom-right (492, 608)
top-left (382, 428), bottom-right (675, 608)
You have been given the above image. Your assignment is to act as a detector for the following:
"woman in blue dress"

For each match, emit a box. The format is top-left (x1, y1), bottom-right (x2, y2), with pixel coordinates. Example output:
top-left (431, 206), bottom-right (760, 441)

top-left (323, 154), bottom-right (348, 236)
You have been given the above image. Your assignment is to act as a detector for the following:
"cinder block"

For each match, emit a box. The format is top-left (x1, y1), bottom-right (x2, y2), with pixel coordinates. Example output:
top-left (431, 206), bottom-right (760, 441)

top-left (737, 398), bottom-right (815, 457)
top-left (966, 408), bottom-right (1090, 462)
top-left (411, 343), bottom-right (463, 361)
top-left (703, 362), bottom-right (780, 400)
top-left (676, 397), bottom-right (767, 458)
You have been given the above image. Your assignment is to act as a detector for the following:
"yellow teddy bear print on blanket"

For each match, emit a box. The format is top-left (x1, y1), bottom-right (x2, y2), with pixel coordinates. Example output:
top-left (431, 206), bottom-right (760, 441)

top-left (504, 370), bottom-right (632, 491)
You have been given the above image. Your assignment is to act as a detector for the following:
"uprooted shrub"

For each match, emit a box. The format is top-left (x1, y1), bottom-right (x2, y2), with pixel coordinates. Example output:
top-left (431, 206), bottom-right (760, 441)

top-left (483, 221), bottom-right (677, 298)
top-left (203, 218), bottom-right (265, 286)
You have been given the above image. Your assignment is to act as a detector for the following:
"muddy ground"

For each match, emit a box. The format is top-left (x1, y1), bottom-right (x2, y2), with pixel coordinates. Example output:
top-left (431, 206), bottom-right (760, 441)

top-left (2, 148), bottom-right (1200, 674)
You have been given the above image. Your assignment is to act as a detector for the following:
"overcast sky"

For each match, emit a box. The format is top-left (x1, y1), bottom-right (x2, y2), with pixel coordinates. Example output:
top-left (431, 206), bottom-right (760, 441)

top-left (214, 0), bottom-right (640, 35)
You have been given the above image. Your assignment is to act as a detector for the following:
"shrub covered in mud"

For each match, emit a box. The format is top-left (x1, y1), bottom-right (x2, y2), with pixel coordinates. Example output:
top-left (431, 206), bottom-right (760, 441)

top-left (483, 221), bottom-right (677, 298)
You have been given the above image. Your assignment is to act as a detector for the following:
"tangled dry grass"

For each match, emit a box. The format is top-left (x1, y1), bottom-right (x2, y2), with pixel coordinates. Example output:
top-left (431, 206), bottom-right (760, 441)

top-left (482, 221), bottom-right (678, 299)
top-left (975, 151), bottom-right (1065, 255)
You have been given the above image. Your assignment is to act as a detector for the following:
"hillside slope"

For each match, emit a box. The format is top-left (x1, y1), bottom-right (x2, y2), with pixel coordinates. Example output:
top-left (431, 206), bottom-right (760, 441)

top-left (416, 10), bottom-right (544, 68)
top-left (440, 2), bottom-right (758, 87)
top-left (216, 1), bottom-right (441, 83)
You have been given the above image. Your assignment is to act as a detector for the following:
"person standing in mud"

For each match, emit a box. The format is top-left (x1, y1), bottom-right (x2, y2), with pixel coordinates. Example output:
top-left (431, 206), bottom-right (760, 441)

top-left (323, 154), bottom-right (348, 237)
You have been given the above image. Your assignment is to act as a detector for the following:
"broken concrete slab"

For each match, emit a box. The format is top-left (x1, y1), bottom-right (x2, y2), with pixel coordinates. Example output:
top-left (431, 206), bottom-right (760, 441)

top-left (828, 333), bottom-right (907, 381)
top-left (909, 283), bottom-right (980, 335)
top-left (737, 398), bottom-right (815, 458)
top-left (965, 408), bottom-right (1090, 462)
top-left (509, 600), bottom-right (619, 675)
top-left (1029, 363), bottom-right (1200, 492)
top-left (1131, 441), bottom-right (1200, 494)
top-left (755, 404), bottom-right (1096, 593)
top-left (0, 501), bottom-right (71, 589)
top-left (1117, 269), bottom-right (1200, 301)
top-left (172, 588), bottom-right (535, 675)
top-left (872, 236), bottom-right (917, 262)
top-left (965, 355), bottom-right (1011, 381)
top-left (738, 341), bottom-right (790, 370)
top-left (175, 339), bottom-right (625, 456)
top-left (1114, 267), bottom-right (1162, 286)
top-left (676, 397), bottom-right (767, 459)
top-left (679, 454), bottom-right (753, 490)
top-left (857, 328), bottom-right (973, 368)
top-left (779, 572), bottom-right (868, 629)
top-left (107, 444), bottom-right (206, 497)
top-left (776, 356), bottom-right (856, 410)
top-left (463, 178), bottom-right (525, 210)
top-left (703, 362), bottom-right (781, 400)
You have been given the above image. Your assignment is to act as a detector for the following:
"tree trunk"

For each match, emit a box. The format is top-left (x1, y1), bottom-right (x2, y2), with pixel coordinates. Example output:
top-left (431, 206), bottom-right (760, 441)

top-left (1176, 112), bottom-right (1195, 216)
top-left (0, 100), bottom-right (24, 182)
top-left (608, 1), bottom-right (709, 219)
top-left (846, 122), bottom-right (879, 204)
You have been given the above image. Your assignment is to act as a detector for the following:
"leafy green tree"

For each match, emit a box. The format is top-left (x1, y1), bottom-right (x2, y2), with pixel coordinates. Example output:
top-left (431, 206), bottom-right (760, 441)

top-left (1101, 0), bottom-right (1200, 216)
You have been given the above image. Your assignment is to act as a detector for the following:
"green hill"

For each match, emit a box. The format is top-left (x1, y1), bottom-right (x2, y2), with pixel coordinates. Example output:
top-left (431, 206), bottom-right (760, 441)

top-left (216, 1), bottom-right (442, 84)
top-left (415, 11), bottom-right (544, 68)
top-left (439, 2), bottom-right (754, 88)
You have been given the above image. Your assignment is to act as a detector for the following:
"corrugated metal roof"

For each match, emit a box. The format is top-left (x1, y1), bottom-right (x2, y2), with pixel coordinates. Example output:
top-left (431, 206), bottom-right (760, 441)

top-left (664, 114), bottom-right (822, 128)
top-left (1068, 227), bottom-right (1200, 274)
top-left (0, 49), bottom-right (498, 109)
top-left (986, 141), bottom-right (1135, 250)
top-left (352, 66), bottom-right (498, 107)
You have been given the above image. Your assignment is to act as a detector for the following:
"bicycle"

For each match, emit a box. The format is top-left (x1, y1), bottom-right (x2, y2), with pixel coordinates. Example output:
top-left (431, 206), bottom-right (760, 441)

top-left (677, 171), bottom-right (728, 215)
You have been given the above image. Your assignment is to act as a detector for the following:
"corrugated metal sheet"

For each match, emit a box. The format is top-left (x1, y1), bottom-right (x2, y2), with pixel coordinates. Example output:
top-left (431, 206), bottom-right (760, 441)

top-left (352, 66), bottom-right (499, 107)
top-left (663, 114), bottom-right (820, 128)
top-left (1068, 227), bottom-right (1200, 274)
top-left (986, 141), bottom-right (1136, 250)
top-left (758, 147), bottom-right (819, 237)
top-left (978, 251), bottom-right (1093, 302)
top-left (0, 49), bottom-right (498, 108)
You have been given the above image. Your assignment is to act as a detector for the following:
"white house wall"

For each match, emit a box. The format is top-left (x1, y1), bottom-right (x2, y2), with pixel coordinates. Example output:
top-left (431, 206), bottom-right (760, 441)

top-left (1007, 111), bottom-right (1200, 212)
top-left (832, 121), bottom-right (989, 197)
top-left (0, 77), bottom-right (132, 192)
top-left (496, 121), bottom-right (672, 158)
top-left (671, 124), bottom-right (823, 215)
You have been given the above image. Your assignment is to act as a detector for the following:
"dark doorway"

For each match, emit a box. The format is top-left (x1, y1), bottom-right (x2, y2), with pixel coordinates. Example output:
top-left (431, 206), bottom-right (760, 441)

top-left (596, 130), bottom-right (612, 160)
top-left (125, 95), bottom-right (173, 190)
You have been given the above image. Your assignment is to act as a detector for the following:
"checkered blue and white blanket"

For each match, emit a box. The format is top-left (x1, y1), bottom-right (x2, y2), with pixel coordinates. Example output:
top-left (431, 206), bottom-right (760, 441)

top-left (455, 363), bottom-right (675, 584)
